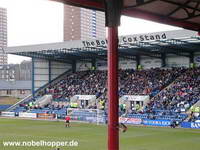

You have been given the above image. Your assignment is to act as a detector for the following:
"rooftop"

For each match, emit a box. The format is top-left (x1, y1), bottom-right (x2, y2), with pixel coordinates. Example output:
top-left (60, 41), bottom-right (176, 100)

top-left (5, 29), bottom-right (200, 64)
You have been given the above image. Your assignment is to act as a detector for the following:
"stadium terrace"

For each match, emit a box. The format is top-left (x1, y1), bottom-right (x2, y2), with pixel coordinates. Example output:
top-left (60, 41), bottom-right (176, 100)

top-left (1, 29), bottom-right (200, 130)
top-left (1, 0), bottom-right (200, 149)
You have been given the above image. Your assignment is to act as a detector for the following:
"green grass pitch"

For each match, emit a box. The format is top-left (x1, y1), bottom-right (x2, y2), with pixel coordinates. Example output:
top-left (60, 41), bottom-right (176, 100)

top-left (0, 118), bottom-right (200, 150)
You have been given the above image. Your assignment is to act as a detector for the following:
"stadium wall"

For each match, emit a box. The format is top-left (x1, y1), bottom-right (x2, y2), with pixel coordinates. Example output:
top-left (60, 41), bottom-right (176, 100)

top-left (96, 59), bottom-right (137, 70)
top-left (76, 61), bottom-right (92, 71)
top-left (166, 54), bottom-right (190, 68)
top-left (140, 56), bottom-right (162, 69)
top-left (76, 54), bottom-right (197, 71)
top-left (0, 89), bottom-right (31, 99)
top-left (32, 51), bottom-right (200, 92)
top-left (33, 58), bottom-right (71, 91)
top-left (119, 60), bottom-right (137, 69)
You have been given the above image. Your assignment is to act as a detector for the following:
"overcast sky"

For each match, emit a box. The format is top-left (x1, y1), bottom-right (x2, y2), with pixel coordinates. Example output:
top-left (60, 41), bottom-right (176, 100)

top-left (0, 0), bottom-right (180, 64)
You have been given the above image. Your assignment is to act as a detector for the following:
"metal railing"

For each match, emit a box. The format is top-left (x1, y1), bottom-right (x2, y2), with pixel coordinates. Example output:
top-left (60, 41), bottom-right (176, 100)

top-left (6, 69), bottom-right (72, 111)
top-left (6, 94), bottom-right (32, 111)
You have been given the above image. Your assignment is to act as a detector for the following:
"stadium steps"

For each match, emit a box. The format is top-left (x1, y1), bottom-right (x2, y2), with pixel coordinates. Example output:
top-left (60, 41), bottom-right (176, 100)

top-left (184, 100), bottom-right (200, 121)
top-left (189, 100), bottom-right (200, 109)
top-left (148, 69), bottom-right (191, 123)
top-left (6, 69), bottom-right (72, 112)
top-left (149, 69), bottom-right (188, 101)
top-left (150, 80), bottom-right (178, 101)
top-left (34, 69), bottom-right (72, 95)
top-left (35, 95), bottom-right (53, 107)
top-left (6, 94), bottom-right (32, 111)
top-left (184, 115), bottom-right (191, 122)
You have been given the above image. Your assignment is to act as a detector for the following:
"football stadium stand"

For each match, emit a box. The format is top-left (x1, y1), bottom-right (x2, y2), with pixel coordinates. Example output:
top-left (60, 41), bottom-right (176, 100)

top-left (2, 29), bottom-right (200, 127)
top-left (8, 67), bottom-right (200, 123)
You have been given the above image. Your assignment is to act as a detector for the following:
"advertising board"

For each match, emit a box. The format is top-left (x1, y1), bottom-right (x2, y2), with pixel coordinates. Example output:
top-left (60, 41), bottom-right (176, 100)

top-left (18, 112), bottom-right (37, 118)
top-left (143, 119), bottom-right (171, 126)
top-left (37, 113), bottom-right (55, 119)
top-left (181, 122), bottom-right (200, 129)
top-left (1, 111), bottom-right (15, 117)
top-left (119, 117), bottom-right (142, 125)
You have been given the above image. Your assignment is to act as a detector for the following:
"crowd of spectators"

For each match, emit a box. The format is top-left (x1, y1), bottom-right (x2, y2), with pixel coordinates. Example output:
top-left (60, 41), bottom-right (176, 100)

top-left (118, 68), bottom-right (185, 97)
top-left (14, 67), bottom-right (200, 123)
top-left (145, 67), bottom-right (200, 115)
top-left (44, 68), bottom-right (186, 102)
top-left (46, 70), bottom-right (107, 100)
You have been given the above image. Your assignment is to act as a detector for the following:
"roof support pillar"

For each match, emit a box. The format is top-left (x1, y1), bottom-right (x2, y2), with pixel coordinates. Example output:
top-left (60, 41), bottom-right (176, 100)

top-left (190, 52), bottom-right (195, 68)
top-left (72, 60), bottom-right (76, 73)
top-left (107, 27), bottom-right (119, 150)
top-left (105, 0), bottom-right (122, 150)
top-left (190, 52), bottom-right (194, 64)
top-left (136, 55), bottom-right (141, 70)
top-left (161, 53), bottom-right (166, 67)
top-left (91, 58), bottom-right (96, 70)
top-left (31, 58), bottom-right (35, 97)
top-left (48, 60), bottom-right (52, 82)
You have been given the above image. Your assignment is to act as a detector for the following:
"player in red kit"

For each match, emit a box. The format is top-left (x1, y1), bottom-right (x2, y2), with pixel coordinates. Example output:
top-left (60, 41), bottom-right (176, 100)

top-left (65, 116), bottom-right (71, 127)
